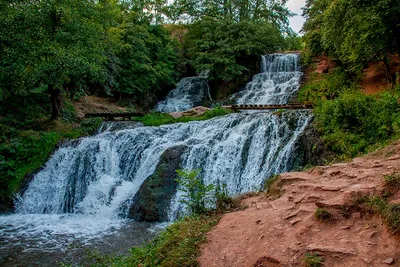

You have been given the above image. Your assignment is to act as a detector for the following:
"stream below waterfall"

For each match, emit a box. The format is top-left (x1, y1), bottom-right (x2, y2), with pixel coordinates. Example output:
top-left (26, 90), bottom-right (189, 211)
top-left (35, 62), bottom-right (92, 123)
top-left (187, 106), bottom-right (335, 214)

top-left (0, 53), bottom-right (313, 266)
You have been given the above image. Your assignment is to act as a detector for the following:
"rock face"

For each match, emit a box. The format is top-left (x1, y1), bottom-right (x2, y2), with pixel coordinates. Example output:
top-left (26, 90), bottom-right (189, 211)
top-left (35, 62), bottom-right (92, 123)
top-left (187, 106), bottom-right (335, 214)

top-left (294, 121), bottom-right (336, 167)
top-left (127, 145), bottom-right (188, 222)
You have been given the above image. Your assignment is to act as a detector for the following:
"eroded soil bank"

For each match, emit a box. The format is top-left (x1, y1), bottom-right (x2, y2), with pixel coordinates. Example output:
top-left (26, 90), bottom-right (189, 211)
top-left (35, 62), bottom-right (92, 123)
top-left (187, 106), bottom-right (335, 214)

top-left (200, 142), bottom-right (400, 267)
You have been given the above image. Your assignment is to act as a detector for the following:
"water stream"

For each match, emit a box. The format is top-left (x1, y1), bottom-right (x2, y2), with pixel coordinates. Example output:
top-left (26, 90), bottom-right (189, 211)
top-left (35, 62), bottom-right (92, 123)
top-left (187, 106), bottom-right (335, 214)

top-left (0, 53), bottom-right (312, 266)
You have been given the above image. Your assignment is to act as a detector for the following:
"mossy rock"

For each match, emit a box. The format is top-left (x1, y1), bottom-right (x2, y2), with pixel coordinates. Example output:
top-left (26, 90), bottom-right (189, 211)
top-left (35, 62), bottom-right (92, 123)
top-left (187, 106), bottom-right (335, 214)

top-left (128, 145), bottom-right (188, 222)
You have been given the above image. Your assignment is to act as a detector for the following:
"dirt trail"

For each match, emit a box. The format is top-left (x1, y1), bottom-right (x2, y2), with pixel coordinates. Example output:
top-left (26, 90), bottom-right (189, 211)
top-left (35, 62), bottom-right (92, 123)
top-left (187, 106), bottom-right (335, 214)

top-left (73, 96), bottom-right (127, 119)
top-left (199, 142), bottom-right (400, 267)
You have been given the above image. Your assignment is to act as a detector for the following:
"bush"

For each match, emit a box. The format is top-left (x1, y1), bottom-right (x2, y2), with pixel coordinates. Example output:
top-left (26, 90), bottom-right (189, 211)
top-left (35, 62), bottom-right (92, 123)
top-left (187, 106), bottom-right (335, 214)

top-left (315, 208), bottom-right (332, 222)
top-left (215, 181), bottom-right (238, 212)
top-left (315, 89), bottom-right (400, 157)
top-left (0, 130), bottom-right (61, 202)
top-left (176, 169), bottom-right (215, 215)
top-left (297, 68), bottom-right (352, 104)
top-left (384, 172), bottom-right (400, 193)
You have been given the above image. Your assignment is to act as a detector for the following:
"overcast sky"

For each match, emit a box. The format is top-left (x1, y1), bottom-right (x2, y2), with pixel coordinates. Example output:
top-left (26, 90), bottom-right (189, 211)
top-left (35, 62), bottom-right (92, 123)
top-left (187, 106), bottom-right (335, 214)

top-left (287, 0), bottom-right (306, 33)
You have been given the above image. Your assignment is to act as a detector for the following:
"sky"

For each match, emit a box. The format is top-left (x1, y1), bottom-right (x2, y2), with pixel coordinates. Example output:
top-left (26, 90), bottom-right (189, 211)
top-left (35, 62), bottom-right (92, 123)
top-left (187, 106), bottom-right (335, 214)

top-left (287, 0), bottom-right (306, 33)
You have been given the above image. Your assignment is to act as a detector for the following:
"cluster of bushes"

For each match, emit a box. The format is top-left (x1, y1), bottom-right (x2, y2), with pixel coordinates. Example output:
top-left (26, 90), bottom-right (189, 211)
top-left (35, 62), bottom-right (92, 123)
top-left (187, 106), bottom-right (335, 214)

top-left (314, 88), bottom-right (400, 158)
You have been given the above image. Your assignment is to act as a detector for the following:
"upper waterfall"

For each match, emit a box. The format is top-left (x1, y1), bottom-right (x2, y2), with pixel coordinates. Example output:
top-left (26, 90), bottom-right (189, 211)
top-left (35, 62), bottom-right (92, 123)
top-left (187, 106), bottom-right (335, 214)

top-left (233, 53), bottom-right (302, 105)
top-left (155, 77), bottom-right (210, 112)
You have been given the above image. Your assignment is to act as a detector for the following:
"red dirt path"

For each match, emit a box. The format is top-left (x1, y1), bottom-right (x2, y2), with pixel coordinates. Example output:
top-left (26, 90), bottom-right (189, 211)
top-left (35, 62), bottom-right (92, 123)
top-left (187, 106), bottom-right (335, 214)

top-left (199, 143), bottom-right (400, 267)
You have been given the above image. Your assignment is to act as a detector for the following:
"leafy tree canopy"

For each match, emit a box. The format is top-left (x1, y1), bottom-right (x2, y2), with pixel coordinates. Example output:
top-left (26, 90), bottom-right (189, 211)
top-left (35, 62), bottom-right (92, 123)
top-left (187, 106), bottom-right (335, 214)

top-left (302, 0), bottom-right (400, 80)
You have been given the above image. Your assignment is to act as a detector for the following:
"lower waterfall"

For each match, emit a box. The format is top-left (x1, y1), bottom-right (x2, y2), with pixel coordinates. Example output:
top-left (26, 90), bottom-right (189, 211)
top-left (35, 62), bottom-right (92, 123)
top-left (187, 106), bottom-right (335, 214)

top-left (0, 53), bottom-right (313, 264)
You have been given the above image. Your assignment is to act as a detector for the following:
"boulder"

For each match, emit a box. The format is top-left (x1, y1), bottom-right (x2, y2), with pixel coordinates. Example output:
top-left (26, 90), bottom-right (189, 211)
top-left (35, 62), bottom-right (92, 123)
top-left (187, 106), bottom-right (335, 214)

top-left (127, 145), bottom-right (188, 222)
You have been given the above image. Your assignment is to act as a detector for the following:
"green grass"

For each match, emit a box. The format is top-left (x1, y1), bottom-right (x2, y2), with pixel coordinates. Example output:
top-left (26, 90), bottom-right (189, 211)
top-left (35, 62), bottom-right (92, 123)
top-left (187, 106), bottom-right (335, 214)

top-left (303, 253), bottom-right (324, 267)
top-left (349, 193), bottom-right (400, 235)
top-left (132, 107), bottom-right (233, 127)
top-left (85, 214), bottom-right (221, 267)
top-left (384, 172), bottom-right (400, 193)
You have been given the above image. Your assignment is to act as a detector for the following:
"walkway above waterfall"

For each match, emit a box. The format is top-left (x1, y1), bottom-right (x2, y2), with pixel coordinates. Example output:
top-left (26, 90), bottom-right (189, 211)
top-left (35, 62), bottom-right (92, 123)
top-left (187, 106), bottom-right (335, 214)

top-left (85, 104), bottom-right (313, 120)
top-left (222, 103), bottom-right (313, 111)
top-left (85, 112), bottom-right (145, 120)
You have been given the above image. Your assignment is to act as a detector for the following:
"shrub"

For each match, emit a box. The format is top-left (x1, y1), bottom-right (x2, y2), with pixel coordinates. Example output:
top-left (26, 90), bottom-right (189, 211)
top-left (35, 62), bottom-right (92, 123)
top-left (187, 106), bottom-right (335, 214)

top-left (176, 169), bottom-right (215, 215)
top-left (215, 181), bottom-right (238, 212)
top-left (315, 89), bottom-right (400, 157)
top-left (315, 208), bottom-right (332, 222)
top-left (297, 68), bottom-right (352, 105)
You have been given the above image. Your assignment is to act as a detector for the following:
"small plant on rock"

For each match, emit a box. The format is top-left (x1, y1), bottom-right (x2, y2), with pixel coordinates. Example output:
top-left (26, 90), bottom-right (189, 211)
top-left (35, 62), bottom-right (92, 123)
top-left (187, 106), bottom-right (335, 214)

top-left (384, 172), bottom-right (400, 193)
top-left (382, 203), bottom-right (400, 235)
top-left (264, 174), bottom-right (284, 200)
top-left (215, 181), bottom-right (240, 212)
top-left (303, 253), bottom-right (324, 267)
top-left (315, 208), bottom-right (332, 222)
top-left (176, 169), bottom-right (215, 215)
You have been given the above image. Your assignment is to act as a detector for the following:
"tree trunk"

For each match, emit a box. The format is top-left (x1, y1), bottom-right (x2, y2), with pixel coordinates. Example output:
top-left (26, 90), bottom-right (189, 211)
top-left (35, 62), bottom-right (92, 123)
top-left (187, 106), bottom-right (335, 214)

top-left (50, 85), bottom-right (62, 120)
top-left (383, 56), bottom-right (395, 86)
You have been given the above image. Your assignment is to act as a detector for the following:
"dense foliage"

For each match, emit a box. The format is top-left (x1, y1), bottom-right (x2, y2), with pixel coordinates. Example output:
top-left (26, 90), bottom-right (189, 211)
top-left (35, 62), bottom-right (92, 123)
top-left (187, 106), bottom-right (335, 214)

top-left (0, 96), bottom-right (102, 204)
top-left (302, 0), bottom-right (400, 80)
top-left (315, 89), bottom-right (400, 157)
top-left (184, 19), bottom-right (285, 81)
top-left (0, 0), bottom-right (296, 120)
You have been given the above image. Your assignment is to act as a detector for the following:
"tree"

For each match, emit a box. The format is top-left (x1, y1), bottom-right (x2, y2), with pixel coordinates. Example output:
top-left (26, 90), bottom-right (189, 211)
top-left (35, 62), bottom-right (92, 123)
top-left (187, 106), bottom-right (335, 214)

top-left (184, 19), bottom-right (284, 81)
top-left (114, 9), bottom-right (180, 103)
top-left (0, 0), bottom-right (111, 120)
top-left (302, 0), bottom-right (400, 83)
top-left (168, 0), bottom-right (292, 31)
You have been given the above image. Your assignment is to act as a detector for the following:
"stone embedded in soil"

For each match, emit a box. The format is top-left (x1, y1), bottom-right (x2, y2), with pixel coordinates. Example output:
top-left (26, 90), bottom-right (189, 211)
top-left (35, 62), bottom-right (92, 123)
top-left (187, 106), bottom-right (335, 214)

top-left (387, 155), bottom-right (400, 161)
top-left (363, 258), bottom-right (373, 264)
top-left (306, 244), bottom-right (357, 256)
top-left (327, 170), bottom-right (341, 176)
top-left (382, 258), bottom-right (394, 265)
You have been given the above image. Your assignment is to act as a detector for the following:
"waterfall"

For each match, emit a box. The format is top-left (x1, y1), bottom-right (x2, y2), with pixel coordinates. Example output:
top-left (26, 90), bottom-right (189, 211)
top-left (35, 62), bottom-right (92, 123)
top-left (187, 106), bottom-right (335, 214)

top-left (0, 53), bottom-right (312, 253)
top-left (155, 77), bottom-right (209, 112)
top-left (233, 53), bottom-right (302, 104)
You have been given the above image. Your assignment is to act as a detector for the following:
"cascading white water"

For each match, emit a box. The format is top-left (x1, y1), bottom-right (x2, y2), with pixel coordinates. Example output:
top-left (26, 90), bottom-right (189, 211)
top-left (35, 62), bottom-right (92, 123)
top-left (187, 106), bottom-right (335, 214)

top-left (0, 53), bottom-right (312, 260)
top-left (233, 53), bottom-right (302, 104)
top-left (155, 76), bottom-right (210, 112)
